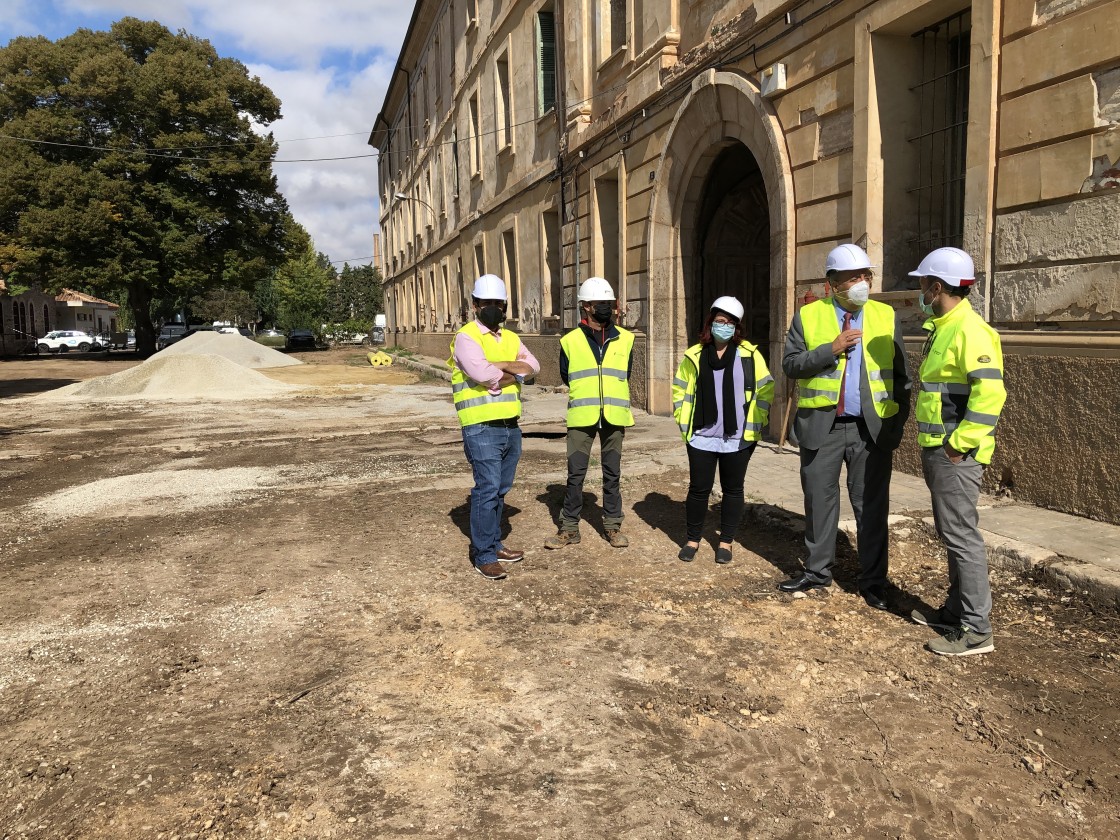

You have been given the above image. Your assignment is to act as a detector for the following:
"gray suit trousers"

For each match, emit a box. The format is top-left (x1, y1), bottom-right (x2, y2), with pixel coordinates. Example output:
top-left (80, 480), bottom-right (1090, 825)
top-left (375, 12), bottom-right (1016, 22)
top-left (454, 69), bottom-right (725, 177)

top-left (800, 419), bottom-right (892, 588)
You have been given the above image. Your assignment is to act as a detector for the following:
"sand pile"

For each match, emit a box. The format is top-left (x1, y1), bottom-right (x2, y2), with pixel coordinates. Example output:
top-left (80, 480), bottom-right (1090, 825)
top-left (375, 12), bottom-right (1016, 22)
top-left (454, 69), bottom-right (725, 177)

top-left (157, 331), bottom-right (301, 368)
top-left (35, 353), bottom-right (299, 402)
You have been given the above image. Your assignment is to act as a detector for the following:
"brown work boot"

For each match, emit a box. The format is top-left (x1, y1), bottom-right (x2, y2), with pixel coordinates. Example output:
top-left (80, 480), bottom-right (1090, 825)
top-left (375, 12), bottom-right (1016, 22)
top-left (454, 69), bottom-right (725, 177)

top-left (544, 530), bottom-right (581, 549)
top-left (606, 529), bottom-right (629, 548)
top-left (474, 561), bottom-right (507, 580)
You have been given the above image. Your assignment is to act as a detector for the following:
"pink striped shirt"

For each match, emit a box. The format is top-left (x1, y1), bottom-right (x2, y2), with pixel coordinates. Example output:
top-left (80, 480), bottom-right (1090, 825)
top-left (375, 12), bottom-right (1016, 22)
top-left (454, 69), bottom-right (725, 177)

top-left (454, 321), bottom-right (540, 393)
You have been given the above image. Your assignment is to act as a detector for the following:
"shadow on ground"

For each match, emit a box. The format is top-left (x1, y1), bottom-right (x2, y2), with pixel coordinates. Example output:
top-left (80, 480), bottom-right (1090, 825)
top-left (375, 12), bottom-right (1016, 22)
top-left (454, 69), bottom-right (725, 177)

top-left (449, 496), bottom-right (523, 545)
top-left (0, 377), bottom-right (78, 398)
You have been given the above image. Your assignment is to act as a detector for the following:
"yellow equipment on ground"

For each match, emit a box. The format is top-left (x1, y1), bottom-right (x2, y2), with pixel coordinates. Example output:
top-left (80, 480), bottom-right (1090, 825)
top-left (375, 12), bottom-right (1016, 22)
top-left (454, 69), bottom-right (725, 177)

top-left (367, 351), bottom-right (394, 367)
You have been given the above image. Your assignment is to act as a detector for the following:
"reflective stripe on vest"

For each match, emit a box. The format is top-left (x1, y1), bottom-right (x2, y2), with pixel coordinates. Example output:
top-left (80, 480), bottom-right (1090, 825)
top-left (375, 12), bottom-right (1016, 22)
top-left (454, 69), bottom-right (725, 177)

top-left (447, 322), bottom-right (522, 427)
top-left (796, 298), bottom-right (899, 419)
top-left (560, 327), bottom-right (635, 427)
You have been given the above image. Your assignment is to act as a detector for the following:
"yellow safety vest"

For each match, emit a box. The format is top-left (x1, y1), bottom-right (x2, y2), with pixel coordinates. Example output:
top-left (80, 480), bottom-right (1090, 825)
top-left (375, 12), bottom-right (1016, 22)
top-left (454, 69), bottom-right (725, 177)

top-left (560, 327), bottom-right (635, 427)
top-left (448, 322), bottom-right (522, 427)
top-left (917, 298), bottom-right (1006, 464)
top-left (796, 298), bottom-right (899, 419)
top-left (672, 342), bottom-right (775, 442)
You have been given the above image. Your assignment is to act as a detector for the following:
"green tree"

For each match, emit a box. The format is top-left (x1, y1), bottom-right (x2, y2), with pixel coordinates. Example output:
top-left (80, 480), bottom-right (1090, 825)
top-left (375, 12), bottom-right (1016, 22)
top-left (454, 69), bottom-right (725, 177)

top-left (191, 287), bottom-right (256, 325)
top-left (329, 262), bottom-right (384, 326)
top-left (0, 18), bottom-right (291, 353)
top-left (274, 244), bottom-right (334, 331)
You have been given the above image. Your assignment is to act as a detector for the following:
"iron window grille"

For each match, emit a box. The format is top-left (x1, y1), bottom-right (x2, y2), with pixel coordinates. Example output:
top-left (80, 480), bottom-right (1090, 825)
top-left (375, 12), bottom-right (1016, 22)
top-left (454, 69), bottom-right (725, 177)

top-left (909, 9), bottom-right (971, 255)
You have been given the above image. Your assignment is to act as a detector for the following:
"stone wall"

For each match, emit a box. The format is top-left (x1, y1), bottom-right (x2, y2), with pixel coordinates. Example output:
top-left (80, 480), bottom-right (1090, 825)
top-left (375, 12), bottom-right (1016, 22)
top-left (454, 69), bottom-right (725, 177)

top-left (994, 0), bottom-right (1120, 324)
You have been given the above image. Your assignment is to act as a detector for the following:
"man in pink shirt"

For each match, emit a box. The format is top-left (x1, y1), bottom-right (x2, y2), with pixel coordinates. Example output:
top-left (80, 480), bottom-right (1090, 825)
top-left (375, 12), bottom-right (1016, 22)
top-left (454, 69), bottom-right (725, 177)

top-left (449, 274), bottom-right (541, 580)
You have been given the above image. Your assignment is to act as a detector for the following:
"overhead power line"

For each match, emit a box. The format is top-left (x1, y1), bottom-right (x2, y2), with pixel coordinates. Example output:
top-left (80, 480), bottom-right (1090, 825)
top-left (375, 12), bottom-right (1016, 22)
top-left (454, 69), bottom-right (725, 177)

top-left (328, 255), bottom-right (376, 264)
top-left (0, 132), bottom-right (378, 163)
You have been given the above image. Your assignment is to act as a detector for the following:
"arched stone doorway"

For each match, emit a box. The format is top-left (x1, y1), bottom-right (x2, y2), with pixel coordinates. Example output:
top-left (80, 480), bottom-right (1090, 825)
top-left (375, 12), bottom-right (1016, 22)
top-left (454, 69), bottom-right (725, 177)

top-left (694, 144), bottom-right (771, 364)
top-left (647, 70), bottom-right (795, 433)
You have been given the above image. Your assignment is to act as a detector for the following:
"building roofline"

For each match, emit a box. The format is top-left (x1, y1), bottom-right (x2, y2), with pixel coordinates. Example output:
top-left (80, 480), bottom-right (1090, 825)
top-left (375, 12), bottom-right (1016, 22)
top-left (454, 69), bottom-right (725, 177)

top-left (57, 288), bottom-right (119, 308)
top-left (369, 0), bottom-right (436, 152)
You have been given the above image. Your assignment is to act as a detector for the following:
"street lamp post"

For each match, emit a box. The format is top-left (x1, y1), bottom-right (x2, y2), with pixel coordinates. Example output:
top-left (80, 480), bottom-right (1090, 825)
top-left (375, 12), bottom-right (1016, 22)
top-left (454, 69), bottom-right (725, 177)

top-left (394, 192), bottom-right (438, 332)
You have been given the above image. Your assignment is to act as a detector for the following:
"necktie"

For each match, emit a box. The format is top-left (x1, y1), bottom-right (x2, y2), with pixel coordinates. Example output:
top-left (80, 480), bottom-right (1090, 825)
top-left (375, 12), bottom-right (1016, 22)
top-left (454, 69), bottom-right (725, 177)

top-left (836, 312), bottom-right (852, 415)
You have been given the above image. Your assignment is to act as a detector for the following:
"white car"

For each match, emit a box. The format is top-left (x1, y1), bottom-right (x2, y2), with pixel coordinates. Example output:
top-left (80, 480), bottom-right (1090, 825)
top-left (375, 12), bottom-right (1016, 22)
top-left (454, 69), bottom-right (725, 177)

top-left (37, 330), bottom-right (103, 353)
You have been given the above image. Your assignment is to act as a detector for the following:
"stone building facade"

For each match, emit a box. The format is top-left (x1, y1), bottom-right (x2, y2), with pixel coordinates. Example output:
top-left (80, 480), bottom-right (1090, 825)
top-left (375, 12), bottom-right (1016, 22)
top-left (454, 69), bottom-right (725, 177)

top-left (372, 0), bottom-right (1120, 523)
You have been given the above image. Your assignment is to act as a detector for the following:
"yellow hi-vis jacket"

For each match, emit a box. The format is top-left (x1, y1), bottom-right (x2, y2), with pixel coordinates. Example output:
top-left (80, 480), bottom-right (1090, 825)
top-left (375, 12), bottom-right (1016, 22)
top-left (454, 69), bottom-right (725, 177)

top-left (560, 326), bottom-right (635, 427)
top-left (917, 298), bottom-right (1005, 464)
top-left (672, 341), bottom-right (774, 442)
top-left (796, 298), bottom-right (900, 419)
top-left (448, 322), bottom-right (522, 427)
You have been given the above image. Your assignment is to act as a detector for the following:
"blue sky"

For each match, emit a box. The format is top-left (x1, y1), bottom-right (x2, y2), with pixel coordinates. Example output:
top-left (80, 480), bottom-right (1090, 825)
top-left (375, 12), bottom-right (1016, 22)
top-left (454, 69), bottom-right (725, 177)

top-left (0, 0), bottom-right (414, 266)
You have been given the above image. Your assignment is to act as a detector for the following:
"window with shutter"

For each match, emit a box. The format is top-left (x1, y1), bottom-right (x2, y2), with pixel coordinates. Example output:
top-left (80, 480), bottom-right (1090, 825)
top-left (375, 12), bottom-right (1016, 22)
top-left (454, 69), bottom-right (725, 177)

top-left (537, 11), bottom-right (556, 116)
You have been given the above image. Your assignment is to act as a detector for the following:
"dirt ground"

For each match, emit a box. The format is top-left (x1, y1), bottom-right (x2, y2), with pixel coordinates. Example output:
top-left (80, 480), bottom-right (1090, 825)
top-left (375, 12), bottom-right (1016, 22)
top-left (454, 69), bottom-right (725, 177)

top-left (1, 349), bottom-right (1118, 839)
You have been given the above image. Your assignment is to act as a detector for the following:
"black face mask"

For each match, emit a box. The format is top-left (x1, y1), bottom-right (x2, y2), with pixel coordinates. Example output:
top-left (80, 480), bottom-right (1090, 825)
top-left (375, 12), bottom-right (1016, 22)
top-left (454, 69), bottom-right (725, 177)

top-left (591, 303), bottom-right (614, 325)
top-left (478, 304), bottom-right (506, 330)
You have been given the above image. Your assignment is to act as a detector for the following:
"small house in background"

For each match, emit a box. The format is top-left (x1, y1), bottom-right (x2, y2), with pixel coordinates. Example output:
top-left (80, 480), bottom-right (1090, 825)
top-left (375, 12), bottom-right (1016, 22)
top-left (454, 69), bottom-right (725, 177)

top-left (53, 289), bottom-right (119, 335)
top-left (0, 283), bottom-right (120, 354)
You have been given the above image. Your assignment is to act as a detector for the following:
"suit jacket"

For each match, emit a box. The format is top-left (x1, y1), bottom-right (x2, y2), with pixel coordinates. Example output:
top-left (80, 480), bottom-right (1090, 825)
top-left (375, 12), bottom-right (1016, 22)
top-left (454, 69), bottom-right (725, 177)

top-left (782, 305), bottom-right (911, 451)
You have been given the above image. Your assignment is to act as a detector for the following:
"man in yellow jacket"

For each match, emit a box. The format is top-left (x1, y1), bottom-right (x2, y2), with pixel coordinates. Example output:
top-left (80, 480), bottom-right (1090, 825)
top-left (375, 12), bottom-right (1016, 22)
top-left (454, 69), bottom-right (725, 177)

top-left (780, 245), bottom-right (911, 609)
top-left (545, 277), bottom-right (634, 550)
top-left (908, 247), bottom-right (1006, 656)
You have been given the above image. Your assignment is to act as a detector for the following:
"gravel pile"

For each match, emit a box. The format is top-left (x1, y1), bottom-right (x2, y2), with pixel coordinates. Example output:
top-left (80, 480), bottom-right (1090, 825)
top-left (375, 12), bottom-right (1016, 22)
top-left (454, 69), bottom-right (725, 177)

top-left (27, 466), bottom-right (284, 522)
top-left (35, 353), bottom-right (299, 402)
top-left (157, 331), bottom-right (301, 368)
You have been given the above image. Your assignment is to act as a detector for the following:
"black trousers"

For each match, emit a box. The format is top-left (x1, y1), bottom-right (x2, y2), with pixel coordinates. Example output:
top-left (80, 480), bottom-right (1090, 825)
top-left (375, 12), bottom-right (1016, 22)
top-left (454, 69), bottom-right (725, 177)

top-left (560, 423), bottom-right (625, 530)
top-left (685, 443), bottom-right (756, 542)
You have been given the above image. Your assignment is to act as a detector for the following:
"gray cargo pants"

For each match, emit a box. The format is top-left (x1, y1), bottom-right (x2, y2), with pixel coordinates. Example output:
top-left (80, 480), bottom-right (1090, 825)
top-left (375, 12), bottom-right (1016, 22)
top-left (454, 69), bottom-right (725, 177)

top-left (921, 446), bottom-right (992, 635)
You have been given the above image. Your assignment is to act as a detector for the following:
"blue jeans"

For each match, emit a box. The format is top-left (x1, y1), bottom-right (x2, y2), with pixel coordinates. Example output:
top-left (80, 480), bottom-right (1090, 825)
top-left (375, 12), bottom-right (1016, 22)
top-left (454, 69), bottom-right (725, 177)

top-left (462, 423), bottom-right (522, 566)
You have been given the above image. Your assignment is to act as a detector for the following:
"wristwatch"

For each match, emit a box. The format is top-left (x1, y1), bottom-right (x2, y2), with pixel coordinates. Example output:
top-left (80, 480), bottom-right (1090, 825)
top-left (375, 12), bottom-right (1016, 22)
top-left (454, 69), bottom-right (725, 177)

top-left (514, 373), bottom-right (526, 385)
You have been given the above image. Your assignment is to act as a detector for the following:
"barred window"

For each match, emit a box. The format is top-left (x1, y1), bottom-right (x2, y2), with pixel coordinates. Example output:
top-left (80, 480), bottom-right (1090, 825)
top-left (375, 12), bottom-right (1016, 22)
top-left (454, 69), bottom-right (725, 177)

top-left (909, 10), bottom-right (971, 256)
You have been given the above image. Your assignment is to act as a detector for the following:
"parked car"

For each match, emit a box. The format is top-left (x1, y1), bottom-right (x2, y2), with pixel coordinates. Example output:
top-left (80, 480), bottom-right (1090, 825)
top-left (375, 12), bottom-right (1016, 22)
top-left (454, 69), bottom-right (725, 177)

top-left (286, 329), bottom-right (317, 351)
top-left (156, 324), bottom-right (187, 350)
top-left (216, 326), bottom-right (254, 338)
top-left (91, 331), bottom-right (133, 351)
top-left (37, 330), bottom-right (103, 353)
top-left (156, 324), bottom-right (215, 351)
top-left (362, 326), bottom-right (386, 346)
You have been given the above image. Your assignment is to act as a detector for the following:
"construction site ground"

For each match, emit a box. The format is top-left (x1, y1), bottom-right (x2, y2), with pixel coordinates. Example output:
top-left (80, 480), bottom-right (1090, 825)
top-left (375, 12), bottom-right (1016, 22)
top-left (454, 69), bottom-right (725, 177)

top-left (1, 348), bottom-right (1118, 839)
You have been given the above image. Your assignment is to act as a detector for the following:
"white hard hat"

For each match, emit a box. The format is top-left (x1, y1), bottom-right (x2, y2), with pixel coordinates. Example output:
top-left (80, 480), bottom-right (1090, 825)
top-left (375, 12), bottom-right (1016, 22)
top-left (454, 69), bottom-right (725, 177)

top-left (825, 244), bottom-right (873, 275)
top-left (577, 276), bottom-right (616, 302)
top-left (471, 273), bottom-right (507, 300)
top-left (908, 247), bottom-right (975, 286)
top-left (711, 295), bottom-right (744, 321)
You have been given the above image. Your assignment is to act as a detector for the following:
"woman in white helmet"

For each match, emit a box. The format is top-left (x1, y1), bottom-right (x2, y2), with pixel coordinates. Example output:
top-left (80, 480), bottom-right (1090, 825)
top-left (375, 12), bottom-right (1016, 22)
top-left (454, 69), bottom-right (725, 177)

top-left (671, 297), bottom-right (774, 564)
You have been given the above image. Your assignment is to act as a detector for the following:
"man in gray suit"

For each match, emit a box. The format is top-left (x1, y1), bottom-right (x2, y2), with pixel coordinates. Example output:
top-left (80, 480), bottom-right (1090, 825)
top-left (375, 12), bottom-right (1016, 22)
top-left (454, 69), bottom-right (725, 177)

top-left (778, 245), bottom-right (911, 609)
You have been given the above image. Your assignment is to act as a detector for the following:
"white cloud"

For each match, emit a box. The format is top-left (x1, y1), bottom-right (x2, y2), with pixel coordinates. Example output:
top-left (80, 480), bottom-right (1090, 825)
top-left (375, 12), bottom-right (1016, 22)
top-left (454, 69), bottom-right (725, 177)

top-left (253, 55), bottom-right (395, 263)
top-left (63, 0), bottom-right (414, 66)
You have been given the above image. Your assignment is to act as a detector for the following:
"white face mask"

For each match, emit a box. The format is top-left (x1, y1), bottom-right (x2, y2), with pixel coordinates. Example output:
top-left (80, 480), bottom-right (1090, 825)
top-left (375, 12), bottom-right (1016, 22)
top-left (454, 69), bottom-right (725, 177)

top-left (845, 280), bottom-right (870, 307)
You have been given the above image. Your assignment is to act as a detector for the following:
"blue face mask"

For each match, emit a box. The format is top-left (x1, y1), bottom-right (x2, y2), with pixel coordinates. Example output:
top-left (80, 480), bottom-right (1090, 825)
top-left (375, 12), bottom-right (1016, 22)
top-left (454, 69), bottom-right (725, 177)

top-left (711, 322), bottom-right (736, 342)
